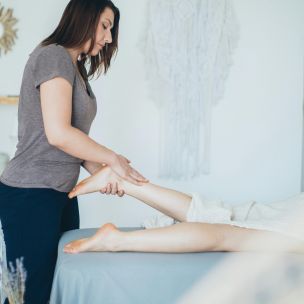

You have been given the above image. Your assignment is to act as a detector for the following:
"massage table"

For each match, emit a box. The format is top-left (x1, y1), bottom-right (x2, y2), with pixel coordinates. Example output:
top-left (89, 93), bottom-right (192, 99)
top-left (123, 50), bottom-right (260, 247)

top-left (50, 228), bottom-right (304, 304)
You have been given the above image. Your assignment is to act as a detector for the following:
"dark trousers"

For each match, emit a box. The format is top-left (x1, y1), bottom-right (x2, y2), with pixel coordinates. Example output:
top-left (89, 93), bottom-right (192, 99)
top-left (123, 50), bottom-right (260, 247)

top-left (0, 182), bottom-right (79, 304)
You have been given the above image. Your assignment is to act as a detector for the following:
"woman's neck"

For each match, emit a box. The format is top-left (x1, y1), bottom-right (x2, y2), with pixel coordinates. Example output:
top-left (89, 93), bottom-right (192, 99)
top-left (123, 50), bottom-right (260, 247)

top-left (65, 47), bottom-right (81, 65)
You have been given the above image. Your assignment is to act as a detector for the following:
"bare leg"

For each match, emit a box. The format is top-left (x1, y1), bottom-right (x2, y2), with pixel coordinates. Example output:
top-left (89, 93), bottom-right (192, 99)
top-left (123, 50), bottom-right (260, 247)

top-left (64, 222), bottom-right (304, 254)
top-left (65, 167), bottom-right (304, 254)
top-left (69, 166), bottom-right (192, 222)
top-left (220, 225), bottom-right (304, 253)
top-left (64, 167), bottom-right (197, 253)
top-left (64, 222), bottom-right (225, 253)
top-left (120, 224), bottom-right (304, 253)
top-left (123, 182), bottom-right (191, 222)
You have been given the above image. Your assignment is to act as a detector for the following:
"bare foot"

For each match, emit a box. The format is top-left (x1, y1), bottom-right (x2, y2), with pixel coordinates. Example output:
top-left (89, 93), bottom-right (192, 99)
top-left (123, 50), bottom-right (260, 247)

top-left (64, 223), bottom-right (121, 253)
top-left (68, 166), bottom-right (124, 198)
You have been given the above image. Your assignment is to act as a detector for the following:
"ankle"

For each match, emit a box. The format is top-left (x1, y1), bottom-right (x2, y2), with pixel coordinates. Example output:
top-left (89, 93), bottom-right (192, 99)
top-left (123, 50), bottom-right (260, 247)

top-left (107, 231), bottom-right (124, 252)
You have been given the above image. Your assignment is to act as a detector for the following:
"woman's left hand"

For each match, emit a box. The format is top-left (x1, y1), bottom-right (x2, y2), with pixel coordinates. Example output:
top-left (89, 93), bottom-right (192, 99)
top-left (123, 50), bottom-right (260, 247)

top-left (69, 166), bottom-right (126, 198)
top-left (100, 183), bottom-right (125, 197)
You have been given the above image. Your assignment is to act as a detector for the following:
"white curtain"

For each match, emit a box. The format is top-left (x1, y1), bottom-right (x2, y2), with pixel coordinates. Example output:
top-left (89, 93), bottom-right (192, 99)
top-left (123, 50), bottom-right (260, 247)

top-left (140, 0), bottom-right (239, 179)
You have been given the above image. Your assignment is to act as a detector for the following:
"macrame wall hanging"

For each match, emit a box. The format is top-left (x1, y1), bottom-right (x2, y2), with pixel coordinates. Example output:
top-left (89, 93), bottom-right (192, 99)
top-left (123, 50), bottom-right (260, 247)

top-left (140, 0), bottom-right (239, 179)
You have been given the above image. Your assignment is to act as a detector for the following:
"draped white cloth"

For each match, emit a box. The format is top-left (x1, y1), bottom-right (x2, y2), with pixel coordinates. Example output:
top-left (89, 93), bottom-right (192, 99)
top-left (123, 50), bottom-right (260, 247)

top-left (140, 0), bottom-right (239, 179)
top-left (143, 192), bottom-right (304, 242)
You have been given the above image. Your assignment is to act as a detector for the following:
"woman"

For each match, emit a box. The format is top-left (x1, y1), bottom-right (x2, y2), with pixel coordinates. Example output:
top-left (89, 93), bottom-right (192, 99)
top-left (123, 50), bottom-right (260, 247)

top-left (0, 0), bottom-right (147, 303)
top-left (64, 166), bottom-right (304, 254)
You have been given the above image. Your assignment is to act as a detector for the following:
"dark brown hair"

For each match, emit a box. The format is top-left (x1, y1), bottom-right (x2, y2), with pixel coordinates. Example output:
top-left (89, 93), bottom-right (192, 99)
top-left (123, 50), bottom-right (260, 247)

top-left (41, 0), bottom-right (120, 80)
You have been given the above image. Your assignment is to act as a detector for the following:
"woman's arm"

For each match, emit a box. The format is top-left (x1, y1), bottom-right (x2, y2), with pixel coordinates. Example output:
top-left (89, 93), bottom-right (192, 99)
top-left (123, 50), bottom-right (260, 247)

top-left (81, 161), bottom-right (125, 196)
top-left (81, 160), bottom-right (104, 175)
top-left (40, 77), bottom-right (147, 185)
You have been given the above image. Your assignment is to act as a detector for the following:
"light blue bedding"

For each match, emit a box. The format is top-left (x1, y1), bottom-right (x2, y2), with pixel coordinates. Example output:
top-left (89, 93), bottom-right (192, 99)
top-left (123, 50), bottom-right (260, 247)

top-left (50, 228), bottom-right (304, 304)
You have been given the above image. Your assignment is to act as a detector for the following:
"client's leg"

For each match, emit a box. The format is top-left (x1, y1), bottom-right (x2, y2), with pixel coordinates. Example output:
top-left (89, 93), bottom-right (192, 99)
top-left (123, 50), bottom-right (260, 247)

top-left (69, 166), bottom-right (192, 222)
top-left (64, 222), bottom-right (225, 253)
top-left (64, 222), bottom-right (304, 254)
top-left (65, 167), bottom-right (304, 254)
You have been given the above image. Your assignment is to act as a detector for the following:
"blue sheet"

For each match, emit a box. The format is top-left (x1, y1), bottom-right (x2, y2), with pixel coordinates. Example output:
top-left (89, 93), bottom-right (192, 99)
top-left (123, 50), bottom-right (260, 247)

top-left (50, 228), bottom-right (304, 304)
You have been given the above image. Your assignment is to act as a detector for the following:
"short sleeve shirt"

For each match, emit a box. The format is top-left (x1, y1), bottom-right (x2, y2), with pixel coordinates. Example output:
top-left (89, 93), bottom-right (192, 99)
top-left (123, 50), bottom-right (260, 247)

top-left (0, 44), bottom-right (97, 192)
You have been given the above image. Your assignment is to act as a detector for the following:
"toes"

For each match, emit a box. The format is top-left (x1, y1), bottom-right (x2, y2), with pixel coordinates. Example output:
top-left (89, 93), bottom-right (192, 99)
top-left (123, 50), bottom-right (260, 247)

top-left (68, 191), bottom-right (76, 199)
top-left (68, 186), bottom-right (80, 198)
top-left (64, 240), bottom-right (83, 253)
top-left (63, 228), bottom-right (118, 254)
top-left (64, 242), bottom-right (76, 253)
top-left (69, 181), bottom-right (89, 198)
top-left (64, 246), bottom-right (76, 253)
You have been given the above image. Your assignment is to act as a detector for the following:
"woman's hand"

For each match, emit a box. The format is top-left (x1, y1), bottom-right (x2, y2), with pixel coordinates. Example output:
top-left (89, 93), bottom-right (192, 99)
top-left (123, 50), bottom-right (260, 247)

top-left (100, 183), bottom-right (125, 197)
top-left (69, 166), bottom-right (125, 198)
top-left (110, 154), bottom-right (149, 186)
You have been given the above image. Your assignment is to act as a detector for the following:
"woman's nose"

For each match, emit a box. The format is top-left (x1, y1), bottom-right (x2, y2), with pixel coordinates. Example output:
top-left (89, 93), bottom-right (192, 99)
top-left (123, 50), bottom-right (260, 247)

top-left (105, 31), bottom-right (112, 44)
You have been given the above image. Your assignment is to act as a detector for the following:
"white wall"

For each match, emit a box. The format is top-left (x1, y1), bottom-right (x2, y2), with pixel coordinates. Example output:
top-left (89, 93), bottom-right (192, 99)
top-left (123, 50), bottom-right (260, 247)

top-left (0, 0), bottom-right (303, 228)
top-left (0, 0), bottom-right (70, 155)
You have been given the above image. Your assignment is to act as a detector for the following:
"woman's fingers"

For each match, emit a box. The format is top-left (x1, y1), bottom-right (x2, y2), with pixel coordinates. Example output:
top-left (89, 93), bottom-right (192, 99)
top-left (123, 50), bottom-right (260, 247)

top-left (119, 168), bottom-right (147, 186)
top-left (125, 157), bottom-right (131, 164)
top-left (106, 183), bottom-right (112, 195)
top-left (124, 175), bottom-right (144, 186)
top-left (100, 187), bottom-right (107, 194)
top-left (131, 169), bottom-right (149, 183)
top-left (120, 155), bottom-right (131, 164)
top-left (100, 183), bottom-right (121, 196)
top-left (69, 178), bottom-right (122, 198)
top-left (117, 190), bottom-right (125, 197)
top-left (70, 183), bottom-right (123, 197)
top-left (111, 182), bottom-right (118, 195)
top-left (126, 168), bottom-right (148, 184)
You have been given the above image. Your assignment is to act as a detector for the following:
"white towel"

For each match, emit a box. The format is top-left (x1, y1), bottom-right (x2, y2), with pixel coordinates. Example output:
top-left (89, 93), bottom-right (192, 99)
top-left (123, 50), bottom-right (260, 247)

top-left (142, 193), bottom-right (304, 241)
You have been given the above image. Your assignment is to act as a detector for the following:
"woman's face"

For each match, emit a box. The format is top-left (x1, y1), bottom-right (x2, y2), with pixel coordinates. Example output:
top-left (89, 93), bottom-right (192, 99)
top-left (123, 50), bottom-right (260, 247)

top-left (83, 7), bottom-right (114, 56)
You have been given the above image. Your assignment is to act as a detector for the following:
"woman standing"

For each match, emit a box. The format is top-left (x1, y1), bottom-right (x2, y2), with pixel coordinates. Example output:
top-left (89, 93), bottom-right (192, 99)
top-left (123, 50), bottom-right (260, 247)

top-left (0, 0), bottom-right (147, 303)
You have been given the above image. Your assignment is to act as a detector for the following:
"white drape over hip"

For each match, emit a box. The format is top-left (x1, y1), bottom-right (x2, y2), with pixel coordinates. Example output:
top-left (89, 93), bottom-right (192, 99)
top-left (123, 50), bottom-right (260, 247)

top-left (143, 193), bottom-right (304, 242)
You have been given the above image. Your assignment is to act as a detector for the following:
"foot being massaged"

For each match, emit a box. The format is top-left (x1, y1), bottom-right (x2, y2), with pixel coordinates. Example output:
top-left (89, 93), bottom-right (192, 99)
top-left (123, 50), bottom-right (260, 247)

top-left (64, 165), bottom-right (304, 254)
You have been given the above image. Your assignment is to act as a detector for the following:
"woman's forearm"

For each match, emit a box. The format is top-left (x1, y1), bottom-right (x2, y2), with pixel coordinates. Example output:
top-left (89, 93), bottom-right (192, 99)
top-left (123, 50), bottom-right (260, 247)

top-left (53, 126), bottom-right (116, 166)
top-left (82, 161), bottom-right (105, 175)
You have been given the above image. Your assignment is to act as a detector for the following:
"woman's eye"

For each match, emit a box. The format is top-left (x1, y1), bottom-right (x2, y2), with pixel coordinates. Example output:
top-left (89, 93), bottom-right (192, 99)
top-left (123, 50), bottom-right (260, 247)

top-left (102, 24), bottom-right (107, 30)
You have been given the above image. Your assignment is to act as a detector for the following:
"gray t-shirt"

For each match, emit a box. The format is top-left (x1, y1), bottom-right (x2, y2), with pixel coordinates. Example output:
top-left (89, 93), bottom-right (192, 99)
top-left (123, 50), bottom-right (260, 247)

top-left (0, 44), bottom-right (97, 192)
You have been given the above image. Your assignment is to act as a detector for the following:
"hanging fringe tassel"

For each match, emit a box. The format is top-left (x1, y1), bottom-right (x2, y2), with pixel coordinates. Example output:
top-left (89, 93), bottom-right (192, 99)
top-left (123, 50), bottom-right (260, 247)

top-left (141, 0), bottom-right (239, 179)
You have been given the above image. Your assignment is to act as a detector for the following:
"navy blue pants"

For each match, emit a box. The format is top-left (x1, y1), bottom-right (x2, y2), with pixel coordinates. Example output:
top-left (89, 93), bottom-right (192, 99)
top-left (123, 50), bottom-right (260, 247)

top-left (0, 182), bottom-right (79, 304)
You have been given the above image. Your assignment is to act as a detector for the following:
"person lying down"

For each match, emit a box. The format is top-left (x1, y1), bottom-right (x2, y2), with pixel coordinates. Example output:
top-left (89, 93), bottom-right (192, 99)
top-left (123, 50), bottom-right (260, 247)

top-left (64, 166), bottom-right (304, 254)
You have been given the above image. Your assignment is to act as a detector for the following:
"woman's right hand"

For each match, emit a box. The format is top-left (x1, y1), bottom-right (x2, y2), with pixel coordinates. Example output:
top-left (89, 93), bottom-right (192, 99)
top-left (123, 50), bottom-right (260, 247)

top-left (111, 154), bottom-right (149, 186)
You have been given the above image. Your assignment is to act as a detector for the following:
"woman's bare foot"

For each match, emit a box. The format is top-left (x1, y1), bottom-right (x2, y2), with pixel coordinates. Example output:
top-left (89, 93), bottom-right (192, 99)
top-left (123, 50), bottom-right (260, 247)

top-left (68, 166), bottom-right (124, 198)
top-left (64, 223), bottom-right (122, 253)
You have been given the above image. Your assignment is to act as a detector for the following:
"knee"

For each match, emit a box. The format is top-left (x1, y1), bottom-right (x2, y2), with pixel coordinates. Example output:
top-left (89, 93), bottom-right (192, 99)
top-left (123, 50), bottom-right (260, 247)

top-left (196, 223), bottom-right (227, 252)
top-left (211, 224), bottom-right (231, 252)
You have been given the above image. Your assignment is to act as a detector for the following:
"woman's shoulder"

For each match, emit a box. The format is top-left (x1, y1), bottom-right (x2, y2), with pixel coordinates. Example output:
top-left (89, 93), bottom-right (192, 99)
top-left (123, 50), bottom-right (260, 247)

top-left (26, 43), bottom-right (76, 88)
top-left (30, 43), bottom-right (72, 63)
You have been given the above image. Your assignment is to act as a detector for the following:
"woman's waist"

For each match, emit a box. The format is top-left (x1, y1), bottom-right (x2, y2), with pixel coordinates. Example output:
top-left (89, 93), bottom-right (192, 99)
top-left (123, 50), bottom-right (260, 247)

top-left (8, 153), bottom-right (82, 168)
top-left (1, 158), bottom-right (81, 180)
top-left (1, 160), bottom-right (81, 192)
